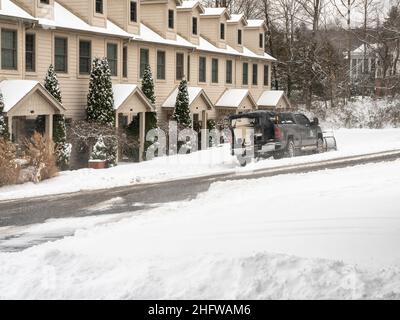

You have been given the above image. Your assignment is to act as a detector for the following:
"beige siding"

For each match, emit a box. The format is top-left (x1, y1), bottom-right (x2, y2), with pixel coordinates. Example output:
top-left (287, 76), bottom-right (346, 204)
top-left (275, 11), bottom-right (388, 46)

top-left (8, 91), bottom-right (57, 117)
top-left (244, 27), bottom-right (265, 56)
top-left (140, 2), bottom-right (167, 38)
top-left (108, 0), bottom-right (141, 35)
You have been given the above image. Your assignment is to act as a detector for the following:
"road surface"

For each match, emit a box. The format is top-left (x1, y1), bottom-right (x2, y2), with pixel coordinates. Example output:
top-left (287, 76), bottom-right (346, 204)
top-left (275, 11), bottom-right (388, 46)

top-left (1, 149), bottom-right (400, 251)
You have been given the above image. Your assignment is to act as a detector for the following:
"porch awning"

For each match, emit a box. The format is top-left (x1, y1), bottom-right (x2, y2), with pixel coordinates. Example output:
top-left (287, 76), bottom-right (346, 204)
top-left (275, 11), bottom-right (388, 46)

top-left (113, 84), bottom-right (155, 113)
top-left (257, 90), bottom-right (291, 109)
top-left (215, 89), bottom-right (257, 110)
top-left (0, 80), bottom-right (65, 116)
top-left (162, 86), bottom-right (213, 111)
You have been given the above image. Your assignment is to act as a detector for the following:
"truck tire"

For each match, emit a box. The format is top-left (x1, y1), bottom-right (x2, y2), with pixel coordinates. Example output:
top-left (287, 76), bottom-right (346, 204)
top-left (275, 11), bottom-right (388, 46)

top-left (286, 139), bottom-right (296, 158)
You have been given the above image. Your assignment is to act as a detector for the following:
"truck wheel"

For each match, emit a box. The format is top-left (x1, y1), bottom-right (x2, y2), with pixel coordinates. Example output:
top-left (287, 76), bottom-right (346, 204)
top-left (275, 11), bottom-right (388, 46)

top-left (273, 151), bottom-right (284, 160)
top-left (316, 137), bottom-right (324, 154)
top-left (286, 140), bottom-right (296, 158)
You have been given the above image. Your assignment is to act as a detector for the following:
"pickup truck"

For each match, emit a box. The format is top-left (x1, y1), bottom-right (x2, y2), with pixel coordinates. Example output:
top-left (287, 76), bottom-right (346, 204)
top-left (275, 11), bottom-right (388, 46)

top-left (229, 111), bottom-right (324, 165)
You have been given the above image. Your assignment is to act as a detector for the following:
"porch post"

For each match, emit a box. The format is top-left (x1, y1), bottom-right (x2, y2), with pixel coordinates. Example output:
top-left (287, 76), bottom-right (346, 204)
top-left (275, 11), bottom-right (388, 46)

top-left (115, 112), bottom-right (119, 128)
top-left (201, 111), bottom-right (208, 150)
top-left (139, 112), bottom-right (146, 162)
top-left (7, 116), bottom-right (13, 142)
top-left (45, 114), bottom-right (53, 140)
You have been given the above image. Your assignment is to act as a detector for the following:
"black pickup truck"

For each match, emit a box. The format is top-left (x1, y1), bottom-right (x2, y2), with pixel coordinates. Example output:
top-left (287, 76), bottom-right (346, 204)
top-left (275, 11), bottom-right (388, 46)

top-left (229, 111), bottom-right (324, 165)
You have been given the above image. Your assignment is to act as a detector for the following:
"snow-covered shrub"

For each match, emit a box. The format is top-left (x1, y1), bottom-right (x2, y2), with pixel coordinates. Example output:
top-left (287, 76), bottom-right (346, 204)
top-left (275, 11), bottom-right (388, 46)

top-left (300, 97), bottom-right (400, 129)
top-left (68, 121), bottom-right (123, 167)
top-left (90, 136), bottom-right (107, 161)
top-left (173, 79), bottom-right (192, 129)
top-left (53, 115), bottom-right (71, 170)
top-left (0, 90), bottom-right (8, 139)
top-left (44, 65), bottom-right (62, 103)
top-left (141, 64), bottom-right (156, 105)
top-left (86, 58), bottom-right (115, 125)
top-left (24, 132), bottom-right (58, 182)
top-left (0, 138), bottom-right (20, 187)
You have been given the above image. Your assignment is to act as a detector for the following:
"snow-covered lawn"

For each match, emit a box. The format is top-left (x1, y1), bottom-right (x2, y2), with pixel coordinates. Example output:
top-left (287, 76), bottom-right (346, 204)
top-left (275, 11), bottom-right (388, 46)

top-left (1, 160), bottom-right (400, 299)
top-left (1, 128), bottom-right (400, 201)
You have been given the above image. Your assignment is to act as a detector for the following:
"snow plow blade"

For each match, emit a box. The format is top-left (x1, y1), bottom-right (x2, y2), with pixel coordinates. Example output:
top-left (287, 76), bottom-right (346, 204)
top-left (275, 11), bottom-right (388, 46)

top-left (323, 131), bottom-right (338, 152)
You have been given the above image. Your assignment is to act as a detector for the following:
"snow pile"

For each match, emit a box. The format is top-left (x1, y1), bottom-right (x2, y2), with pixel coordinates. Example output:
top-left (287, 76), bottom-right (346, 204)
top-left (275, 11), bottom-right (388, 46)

top-left (302, 97), bottom-right (400, 129)
top-left (1, 160), bottom-right (400, 299)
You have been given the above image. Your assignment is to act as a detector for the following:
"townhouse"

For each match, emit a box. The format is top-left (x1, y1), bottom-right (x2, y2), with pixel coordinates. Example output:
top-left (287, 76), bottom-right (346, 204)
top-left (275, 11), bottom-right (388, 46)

top-left (0, 0), bottom-right (289, 154)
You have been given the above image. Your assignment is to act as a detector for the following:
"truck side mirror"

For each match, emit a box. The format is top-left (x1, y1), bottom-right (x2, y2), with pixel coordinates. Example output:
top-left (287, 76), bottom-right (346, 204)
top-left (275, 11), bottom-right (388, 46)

top-left (312, 117), bottom-right (319, 126)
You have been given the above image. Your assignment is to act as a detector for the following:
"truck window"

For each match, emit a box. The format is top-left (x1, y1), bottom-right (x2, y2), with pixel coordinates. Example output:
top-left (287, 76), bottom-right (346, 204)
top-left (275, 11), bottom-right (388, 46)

top-left (280, 113), bottom-right (295, 124)
top-left (231, 117), bottom-right (258, 128)
top-left (294, 114), bottom-right (311, 126)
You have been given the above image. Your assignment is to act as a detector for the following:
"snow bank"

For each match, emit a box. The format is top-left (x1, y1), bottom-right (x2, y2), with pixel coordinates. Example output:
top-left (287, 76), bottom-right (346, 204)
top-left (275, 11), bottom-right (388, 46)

top-left (1, 160), bottom-right (400, 299)
top-left (1, 129), bottom-right (400, 201)
top-left (302, 97), bottom-right (400, 129)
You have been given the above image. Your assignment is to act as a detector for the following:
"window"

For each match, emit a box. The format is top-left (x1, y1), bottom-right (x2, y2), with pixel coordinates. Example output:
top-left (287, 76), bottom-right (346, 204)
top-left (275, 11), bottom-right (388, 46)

top-left (242, 62), bottom-right (248, 85)
top-left (95, 0), bottom-right (103, 14)
top-left (199, 56), bottom-right (206, 82)
top-left (168, 10), bottom-right (174, 29)
top-left (40, 0), bottom-right (49, 4)
top-left (252, 64), bottom-right (258, 85)
top-left (1, 29), bottom-right (17, 70)
top-left (107, 43), bottom-right (118, 76)
top-left (79, 40), bottom-right (91, 75)
top-left (220, 23), bottom-right (225, 40)
top-left (259, 33), bottom-right (264, 48)
top-left (176, 53), bottom-right (184, 80)
top-left (157, 50), bottom-right (165, 80)
top-left (294, 114), bottom-right (311, 126)
top-left (212, 58), bottom-right (218, 83)
top-left (187, 55), bottom-right (191, 82)
top-left (140, 48), bottom-right (149, 78)
top-left (226, 60), bottom-right (232, 84)
top-left (54, 37), bottom-right (68, 73)
top-left (192, 17), bottom-right (198, 35)
top-left (264, 64), bottom-right (269, 86)
top-left (130, 1), bottom-right (137, 22)
top-left (123, 46), bottom-right (128, 78)
top-left (238, 29), bottom-right (242, 45)
top-left (25, 34), bottom-right (35, 72)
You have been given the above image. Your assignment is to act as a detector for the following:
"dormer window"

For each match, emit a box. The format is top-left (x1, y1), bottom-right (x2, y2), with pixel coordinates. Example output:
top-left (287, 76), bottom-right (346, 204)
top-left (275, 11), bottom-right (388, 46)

top-left (95, 0), bottom-right (103, 14)
top-left (168, 10), bottom-right (174, 29)
top-left (192, 17), bottom-right (198, 35)
top-left (220, 23), bottom-right (225, 40)
top-left (130, 1), bottom-right (137, 22)
top-left (40, 0), bottom-right (50, 4)
top-left (259, 33), bottom-right (264, 48)
top-left (238, 29), bottom-right (242, 45)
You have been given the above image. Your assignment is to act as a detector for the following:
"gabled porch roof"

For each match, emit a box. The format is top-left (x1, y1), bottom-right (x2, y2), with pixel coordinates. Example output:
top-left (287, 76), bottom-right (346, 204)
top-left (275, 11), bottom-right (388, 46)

top-left (0, 80), bottom-right (65, 116)
top-left (215, 89), bottom-right (257, 109)
top-left (162, 86), bottom-right (213, 110)
top-left (113, 84), bottom-right (155, 113)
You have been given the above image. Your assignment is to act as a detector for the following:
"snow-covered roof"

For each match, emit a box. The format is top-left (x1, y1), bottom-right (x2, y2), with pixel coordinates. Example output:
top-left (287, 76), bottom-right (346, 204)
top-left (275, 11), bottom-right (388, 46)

top-left (215, 89), bottom-right (255, 108)
top-left (113, 84), bottom-right (154, 111)
top-left (0, 80), bottom-right (65, 113)
top-left (113, 84), bottom-right (138, 110)
top-left (228, 14), bottom-right (247, 25)
top-left (0, 0), bottom-right (36, 21)
top-left (257, 90), bottom-right (286, 106)
top-left (352, 43), bottom-right (379, 55)
top-left (177, 0), bottom-right (204, 12)
top-left (202, 8), bottom-right (226, 16)
top-left (0, 80), bottom-right (38, 112)
top-left (38, 2), bottom-right (131, 38)
top-left (134, 23), bottom-right (195, 48)
top-left (162, 86), bottom-right (212, 108)
top-left (246, 19), bottom-right (266, 28)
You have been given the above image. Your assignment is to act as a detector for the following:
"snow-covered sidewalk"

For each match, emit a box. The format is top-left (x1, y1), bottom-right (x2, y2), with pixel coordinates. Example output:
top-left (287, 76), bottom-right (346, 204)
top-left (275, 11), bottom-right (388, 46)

top-left (1, 159), bottom-right (400, 299)
top-left (1, 128), bottom-right (400, 201)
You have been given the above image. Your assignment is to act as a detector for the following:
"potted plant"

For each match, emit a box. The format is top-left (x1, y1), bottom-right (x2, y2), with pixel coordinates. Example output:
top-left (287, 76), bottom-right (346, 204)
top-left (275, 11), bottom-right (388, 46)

top-left (89, 136), bottom-right (107, 169)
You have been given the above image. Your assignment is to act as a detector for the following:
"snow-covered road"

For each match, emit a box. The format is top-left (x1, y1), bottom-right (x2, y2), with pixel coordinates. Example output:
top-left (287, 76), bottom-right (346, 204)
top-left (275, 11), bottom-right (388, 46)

top-left (1, 128), bottom-right (400, 201)
top-left (1, 159), bottom-right (400, 299)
